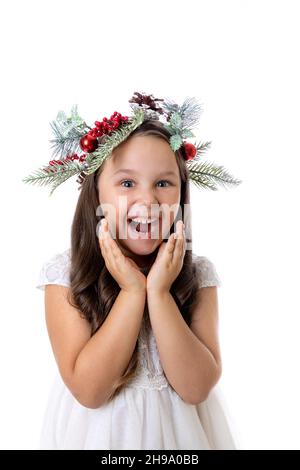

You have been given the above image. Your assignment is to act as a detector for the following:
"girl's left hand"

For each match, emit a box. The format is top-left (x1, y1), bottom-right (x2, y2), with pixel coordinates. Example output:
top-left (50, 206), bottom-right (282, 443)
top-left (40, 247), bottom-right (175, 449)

top-left (147, 220), bottom-right (186, 293)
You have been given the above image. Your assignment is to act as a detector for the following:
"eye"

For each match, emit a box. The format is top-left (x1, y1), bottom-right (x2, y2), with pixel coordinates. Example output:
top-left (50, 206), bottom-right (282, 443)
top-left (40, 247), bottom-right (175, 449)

top-left (120, 179), bottom-right (172, 188)
top-left (121, 180), bottom-right (134, 188)
top-left (157, 180), bottom-right (172, 187)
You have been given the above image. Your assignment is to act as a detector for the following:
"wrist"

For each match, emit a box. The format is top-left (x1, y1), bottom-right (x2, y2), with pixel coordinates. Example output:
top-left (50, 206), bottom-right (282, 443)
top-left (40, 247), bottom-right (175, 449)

top-left (121, 287), bottom-right (147, 296)
top-left (146, 286), bottom-right (170, 296)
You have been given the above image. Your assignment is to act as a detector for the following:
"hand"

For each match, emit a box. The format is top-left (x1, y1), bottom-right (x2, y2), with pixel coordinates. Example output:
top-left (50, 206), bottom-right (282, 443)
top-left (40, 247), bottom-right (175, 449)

top-left (146, 220), bottom-right (186, 293)
top-left (98, 218), bottom-right (147, 293)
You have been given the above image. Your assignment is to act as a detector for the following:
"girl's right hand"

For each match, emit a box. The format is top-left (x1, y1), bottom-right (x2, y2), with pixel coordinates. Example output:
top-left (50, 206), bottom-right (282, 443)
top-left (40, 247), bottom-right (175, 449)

top-left (98, 218), bottom-right (147, 293)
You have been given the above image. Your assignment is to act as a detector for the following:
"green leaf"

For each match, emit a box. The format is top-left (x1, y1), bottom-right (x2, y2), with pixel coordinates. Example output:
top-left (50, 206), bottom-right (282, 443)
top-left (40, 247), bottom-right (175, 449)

top-left (163, 124), bottom-right (176, 135)
top-left (170, 134), bottom-right (183, 151)
top-left (169, 112), bottom-right (182, 129)
top-left (181, 129), bottom-right (194, 139)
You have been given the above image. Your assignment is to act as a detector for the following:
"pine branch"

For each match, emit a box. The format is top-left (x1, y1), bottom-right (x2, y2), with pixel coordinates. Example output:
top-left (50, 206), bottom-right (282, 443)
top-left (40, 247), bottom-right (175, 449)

top-left (22, 159), bottom-right (87, 195)
top-left (49, 104), bottom-right (89, 159)
top-left (49, 121), bottom-right (87, 159)
top-left (161, 96), bottom-right (180, 116)
top-left (161, 96), bottom-right (203, 129)
top-left (186, 160), bottom-right (243, 191)
top-left (178, 96), bottom-right (203, 129)
top-left (193, 140), bottom-right (212, 160)
top-left (84, 107), bottom-right (145, 174)
top-left (48, 166), bottom-right (82, 196)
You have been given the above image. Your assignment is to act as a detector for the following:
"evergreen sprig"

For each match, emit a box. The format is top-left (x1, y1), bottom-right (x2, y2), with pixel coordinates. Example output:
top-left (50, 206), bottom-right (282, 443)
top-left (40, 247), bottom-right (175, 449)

top-left (49, 122), bottom-right (87, 159)
top-left (22, 159), bottom-right (87, 196)
top-left (49, 104), bottom-right (89, 159)
top-left (186, 160), bottom-right (243, 191)
top-left (162, 96), bottom-right (203, 130)
top-left (192, 140), bottom-right (212, 160)
top-left (161, 96), bottom-right (203, 151)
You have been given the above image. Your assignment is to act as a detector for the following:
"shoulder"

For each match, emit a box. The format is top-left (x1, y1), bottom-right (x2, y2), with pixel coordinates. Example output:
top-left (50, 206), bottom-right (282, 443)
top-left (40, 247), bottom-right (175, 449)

top-left (192, 253), bottom-right (222, 289)
top-left (36, 248), bottom-right (71, 291)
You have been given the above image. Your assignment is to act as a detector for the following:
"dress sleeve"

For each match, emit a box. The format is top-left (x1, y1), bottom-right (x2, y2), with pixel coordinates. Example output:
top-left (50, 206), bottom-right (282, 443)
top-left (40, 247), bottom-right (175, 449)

top-left (36, 248), bottom-right (71, 291)
top-left (194, 255), bottom-right (222, 288)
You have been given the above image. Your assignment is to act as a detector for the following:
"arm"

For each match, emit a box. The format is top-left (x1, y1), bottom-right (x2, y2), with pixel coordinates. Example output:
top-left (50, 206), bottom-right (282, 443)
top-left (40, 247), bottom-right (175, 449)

top-left (147, 286), bottom-right (222, 405)
top-left (45, 284), bottom-right (146, 409)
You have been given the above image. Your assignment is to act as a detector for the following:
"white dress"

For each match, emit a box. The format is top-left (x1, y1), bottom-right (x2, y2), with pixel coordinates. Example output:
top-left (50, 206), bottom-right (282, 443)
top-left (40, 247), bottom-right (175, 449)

top-left (36, 248), bottom-right (239, 450)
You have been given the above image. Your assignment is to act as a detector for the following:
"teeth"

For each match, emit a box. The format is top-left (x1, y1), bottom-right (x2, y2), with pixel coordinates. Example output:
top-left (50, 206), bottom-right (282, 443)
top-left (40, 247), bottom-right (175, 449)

top-left (129, 217), bottom-right (158, 224)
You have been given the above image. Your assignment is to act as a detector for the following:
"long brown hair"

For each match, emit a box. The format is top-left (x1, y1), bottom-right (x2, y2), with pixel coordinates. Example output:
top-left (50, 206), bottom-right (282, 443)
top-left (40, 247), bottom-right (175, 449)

top-left (67, 118), bottom-right (201, 402)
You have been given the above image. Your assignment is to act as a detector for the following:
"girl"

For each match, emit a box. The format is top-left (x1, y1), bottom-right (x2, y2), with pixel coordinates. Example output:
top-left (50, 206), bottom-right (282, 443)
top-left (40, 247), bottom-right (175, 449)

top-left (34, 97), bottom-right (240, 450)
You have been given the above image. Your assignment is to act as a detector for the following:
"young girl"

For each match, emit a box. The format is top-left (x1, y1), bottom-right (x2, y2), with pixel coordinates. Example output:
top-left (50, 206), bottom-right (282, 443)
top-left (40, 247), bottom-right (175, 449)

top-left (31, 93), bottom-right (241, 450)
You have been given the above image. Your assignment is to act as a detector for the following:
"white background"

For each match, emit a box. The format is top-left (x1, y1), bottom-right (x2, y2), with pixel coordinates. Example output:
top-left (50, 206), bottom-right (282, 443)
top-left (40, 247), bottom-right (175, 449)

top-left (0, 0), bottom-right (299, 450)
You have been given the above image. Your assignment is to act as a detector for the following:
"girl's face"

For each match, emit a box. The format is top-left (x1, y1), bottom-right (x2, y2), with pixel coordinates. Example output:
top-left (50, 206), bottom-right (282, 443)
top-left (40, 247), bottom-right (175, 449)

top-left (97, 134), bottom-right (181, 260)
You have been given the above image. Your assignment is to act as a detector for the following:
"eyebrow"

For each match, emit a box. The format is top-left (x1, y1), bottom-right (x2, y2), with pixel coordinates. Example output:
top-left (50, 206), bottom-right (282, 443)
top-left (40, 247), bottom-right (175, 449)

top-left (112, 169), bottom-right (178, 177)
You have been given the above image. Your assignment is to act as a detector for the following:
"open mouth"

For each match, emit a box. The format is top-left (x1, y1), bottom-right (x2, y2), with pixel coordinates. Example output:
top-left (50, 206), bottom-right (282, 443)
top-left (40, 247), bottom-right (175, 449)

top-left (127, 217), bottom-right (160, 237)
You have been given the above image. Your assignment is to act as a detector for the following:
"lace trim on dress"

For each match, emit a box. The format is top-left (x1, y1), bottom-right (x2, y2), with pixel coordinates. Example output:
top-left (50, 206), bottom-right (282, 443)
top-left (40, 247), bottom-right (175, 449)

top-left (127, 320), bottom-right (170, 390)
top-left (36, 248), bottom-right (71, 290)
top-left (193, 254), bottom-right (222, 288)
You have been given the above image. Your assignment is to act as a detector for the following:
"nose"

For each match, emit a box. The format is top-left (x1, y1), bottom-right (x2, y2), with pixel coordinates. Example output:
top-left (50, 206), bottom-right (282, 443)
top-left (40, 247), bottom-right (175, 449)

top-left (135, 187), bottom-right (159, 206)
top-left (130, 189), bottom-right (160, 217)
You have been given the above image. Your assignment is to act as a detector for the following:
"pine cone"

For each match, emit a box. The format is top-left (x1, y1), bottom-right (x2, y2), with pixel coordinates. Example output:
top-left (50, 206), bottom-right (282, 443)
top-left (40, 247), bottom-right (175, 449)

top-left (76, 171), bottom-right (87, 187)
top-left (129, 91), bottom-right (165, 115)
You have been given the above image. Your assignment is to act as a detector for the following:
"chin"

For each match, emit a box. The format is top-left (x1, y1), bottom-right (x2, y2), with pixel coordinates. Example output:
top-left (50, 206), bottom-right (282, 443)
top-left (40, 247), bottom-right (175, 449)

top-left (120, 238), bottom-right (160, 256)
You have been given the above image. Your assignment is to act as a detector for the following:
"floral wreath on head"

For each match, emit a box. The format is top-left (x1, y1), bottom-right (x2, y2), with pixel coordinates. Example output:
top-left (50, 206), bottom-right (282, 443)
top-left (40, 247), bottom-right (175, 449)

top-left (22, 91), bottom-right (242, 196)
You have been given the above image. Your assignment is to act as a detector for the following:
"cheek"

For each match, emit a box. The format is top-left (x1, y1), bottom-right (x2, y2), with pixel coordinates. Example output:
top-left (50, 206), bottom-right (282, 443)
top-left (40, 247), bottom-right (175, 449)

top-left (160, 190), bottom-right (181, 214)
top-left (160, 197), bottom-right (181, 225)
top-left (108, 195), bottom-right (129, 235)
top-left (100, 191), bottom-right (124, 212)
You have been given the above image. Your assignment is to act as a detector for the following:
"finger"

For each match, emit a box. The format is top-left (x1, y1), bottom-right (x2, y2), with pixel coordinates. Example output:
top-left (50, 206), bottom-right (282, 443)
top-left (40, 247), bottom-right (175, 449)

top-left (99, 219), bottom-right (107, 242)
top-left (166, 232), bottom-right (176, 256)
top-left (102, 219), bottom-right (124, 260)
top-left (99, 219), bottom-right (111, 262)
top-left (182, 229), bottom-right (187, 256)
top-left (101, 219), bottom-right (117, 266)
top-left (98, 221), bottom-right (105, 249)
top-left (102, 219), bottom-right (125, 269)
top-left (99, 236), bottom-right (108, 264)
top-left (173, 220), bottom-right (184, 238)
top-left (173, 221), bottom-right (184, 259)
top-left (182, 227), bottom-right (187, 258)
top-left (109, 238), bottom-right (123, 260)
top-left (98, 218), bottom-right (107, 241)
